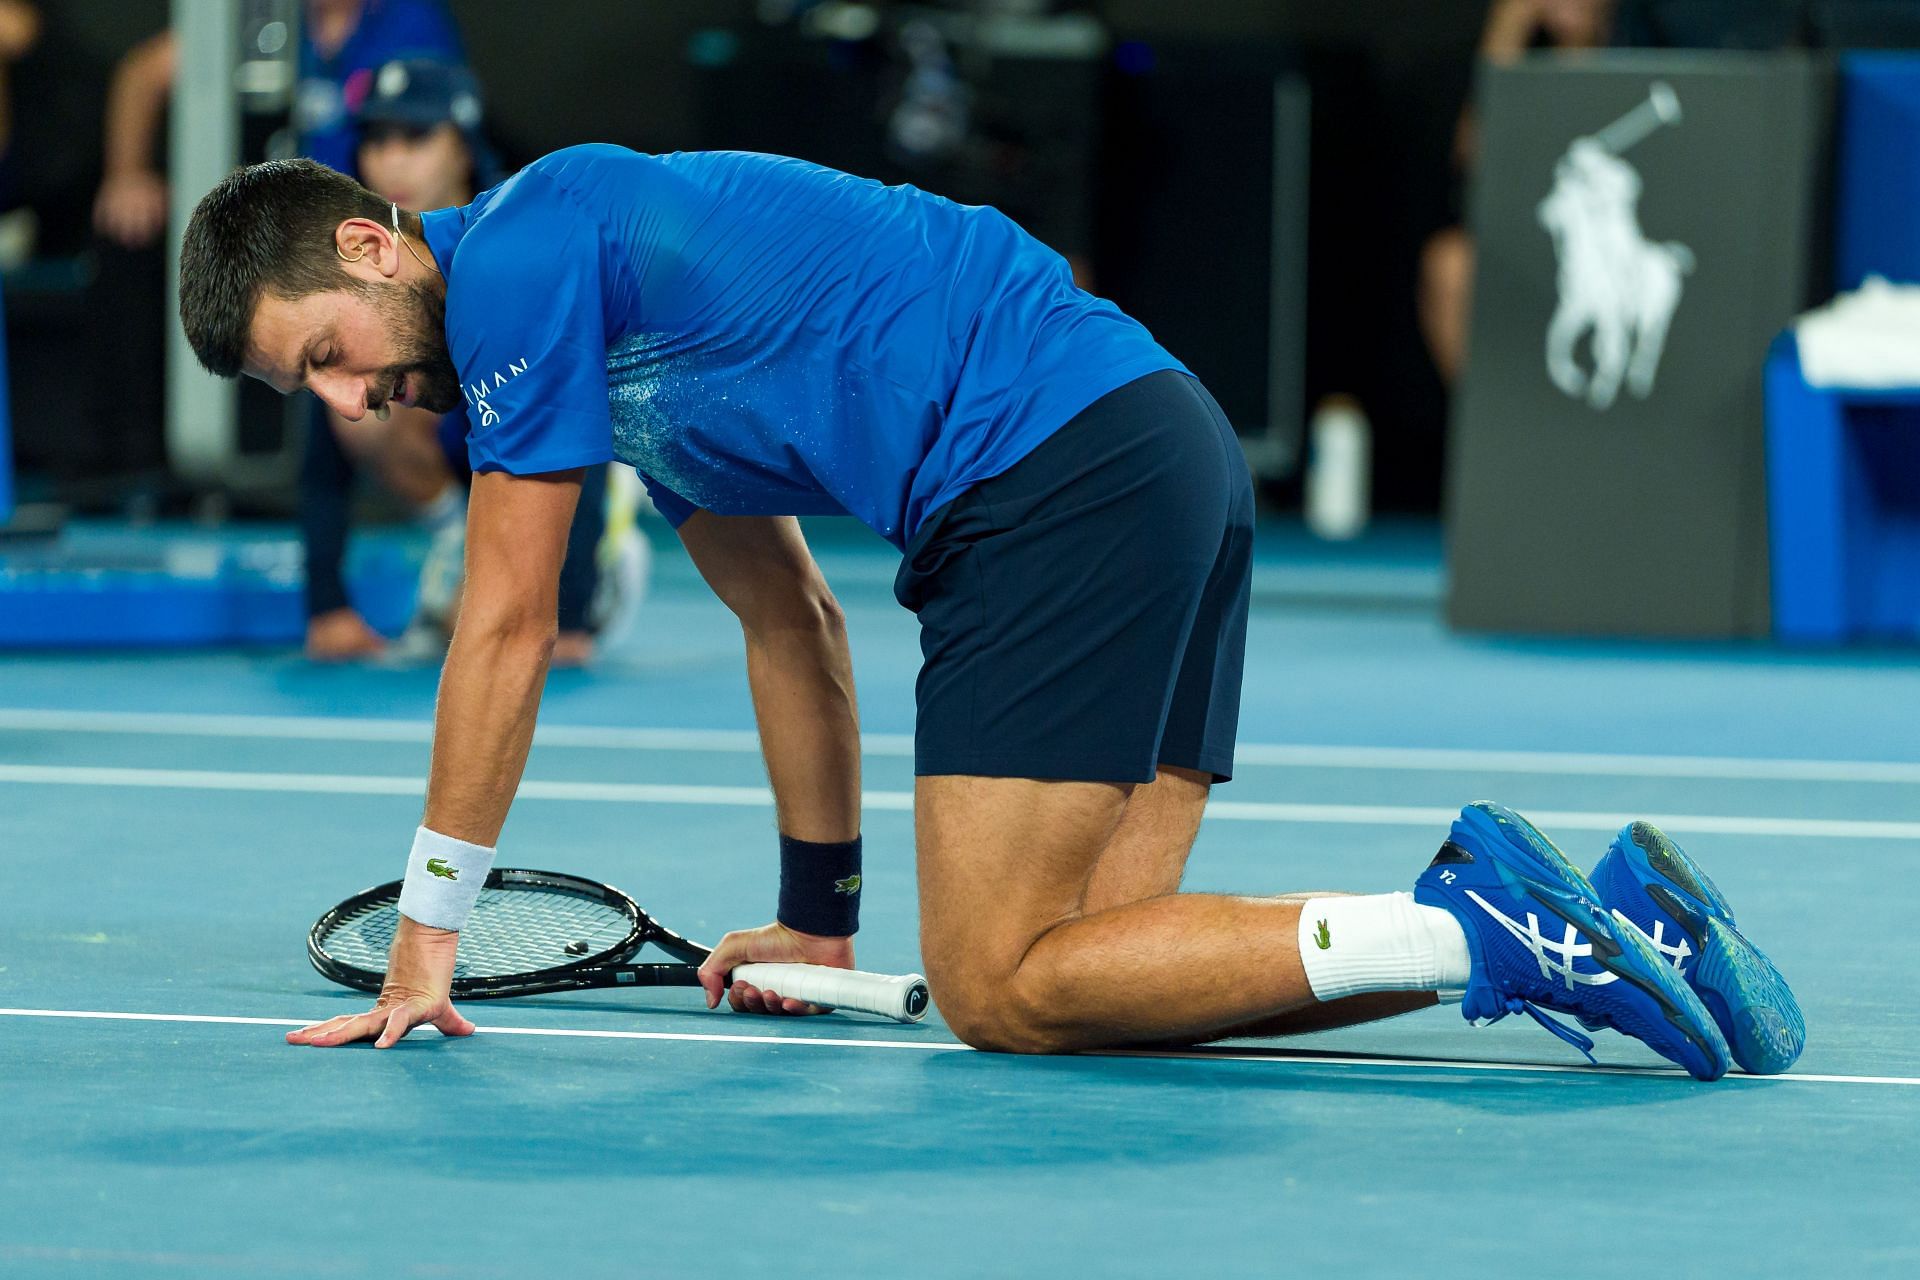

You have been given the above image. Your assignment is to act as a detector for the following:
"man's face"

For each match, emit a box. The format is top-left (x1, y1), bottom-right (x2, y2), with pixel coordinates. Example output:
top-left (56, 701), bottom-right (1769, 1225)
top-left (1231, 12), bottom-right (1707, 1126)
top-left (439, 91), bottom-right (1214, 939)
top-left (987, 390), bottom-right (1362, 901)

top-left (244, 276), bottom-right (461, 420)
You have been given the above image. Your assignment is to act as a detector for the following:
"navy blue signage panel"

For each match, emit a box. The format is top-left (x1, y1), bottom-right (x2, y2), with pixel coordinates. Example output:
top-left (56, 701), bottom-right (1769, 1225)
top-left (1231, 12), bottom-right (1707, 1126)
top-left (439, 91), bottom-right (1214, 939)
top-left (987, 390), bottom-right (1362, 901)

top-left (1447, 53), bottom-right (1830, 637)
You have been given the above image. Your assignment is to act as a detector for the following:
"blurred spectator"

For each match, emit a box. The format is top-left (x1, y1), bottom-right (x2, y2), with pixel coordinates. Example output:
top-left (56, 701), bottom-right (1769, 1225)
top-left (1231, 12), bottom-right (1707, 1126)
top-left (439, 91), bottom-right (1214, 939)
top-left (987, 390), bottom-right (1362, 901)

top-left (294, 0), bottom-right (462, 176)
top-left (302, 57), bottom-right (641, 667)
top-left (1418, 0), bottom-right (1617, 386)
top-left (73, 3), bottom-right (652, 666)
top-left (91, 29), bottom-right (171, 252)
top-left (83, 1), bottom-right (462, 495)
top-left (92, 3), bottom-right (462, 251)
top-left (302, 54), bottom-right (481, 662)
top-left (0, 0), bottom-right (40, 245)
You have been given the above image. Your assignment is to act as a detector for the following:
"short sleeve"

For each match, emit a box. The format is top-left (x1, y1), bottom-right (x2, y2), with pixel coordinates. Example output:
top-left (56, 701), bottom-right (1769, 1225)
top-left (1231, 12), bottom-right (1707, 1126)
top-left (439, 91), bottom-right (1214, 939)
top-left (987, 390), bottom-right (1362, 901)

top-left (449, 178), bottom-right (618, 476)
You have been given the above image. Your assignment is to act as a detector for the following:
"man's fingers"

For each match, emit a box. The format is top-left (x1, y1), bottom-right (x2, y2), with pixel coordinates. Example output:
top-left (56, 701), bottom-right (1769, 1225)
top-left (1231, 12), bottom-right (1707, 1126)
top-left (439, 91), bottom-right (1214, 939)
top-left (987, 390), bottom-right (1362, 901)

top-left (697, 962), bottom-right (727, 1009)
top-left (286, 1016), bottom-right (335, 1044)
top-left (766, 991), bottom-right (823, 1017)
top-left (432, 1005), bottom-right (476, 1038)
top-left (697, 950), bottom-right (735, 1010)
top-left (286, 1002), bottom-right (470, 1049)
top-left (292, 1011), bottom-right (381, 1047)
top-left (721, 982), bottom-right (824, 1017)
top-left (375, 1003), bottom-right (423, 1049)
top-left (698, 933), bottom-right (750, 1009)
top-left (286, 1013), bottom-right (360, 1045)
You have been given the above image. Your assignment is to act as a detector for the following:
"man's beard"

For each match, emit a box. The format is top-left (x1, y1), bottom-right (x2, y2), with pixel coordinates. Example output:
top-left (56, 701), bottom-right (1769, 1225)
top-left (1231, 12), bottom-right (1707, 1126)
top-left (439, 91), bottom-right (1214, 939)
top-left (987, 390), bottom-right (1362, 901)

top-left (368, 279), bottom-right (461, 414)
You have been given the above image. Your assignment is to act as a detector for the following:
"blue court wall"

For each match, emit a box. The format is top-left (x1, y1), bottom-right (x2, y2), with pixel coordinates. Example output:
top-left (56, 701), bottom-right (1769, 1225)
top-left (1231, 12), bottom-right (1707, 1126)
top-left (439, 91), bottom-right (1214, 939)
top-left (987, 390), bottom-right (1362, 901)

top-left (1834, 52), bottom-right (1920, 289)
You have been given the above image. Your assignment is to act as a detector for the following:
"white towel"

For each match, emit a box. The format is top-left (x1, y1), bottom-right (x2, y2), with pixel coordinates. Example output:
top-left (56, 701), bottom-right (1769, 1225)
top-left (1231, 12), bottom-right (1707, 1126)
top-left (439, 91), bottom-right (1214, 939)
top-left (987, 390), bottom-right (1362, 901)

top-left (1794, 276), bottom-right (1920, 388)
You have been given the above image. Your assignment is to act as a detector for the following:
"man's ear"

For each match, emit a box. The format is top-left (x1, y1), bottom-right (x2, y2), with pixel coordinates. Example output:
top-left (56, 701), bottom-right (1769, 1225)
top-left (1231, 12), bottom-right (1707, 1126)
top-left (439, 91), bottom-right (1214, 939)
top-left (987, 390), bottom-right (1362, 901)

top-left (334, 217), bottom-right (402, 280)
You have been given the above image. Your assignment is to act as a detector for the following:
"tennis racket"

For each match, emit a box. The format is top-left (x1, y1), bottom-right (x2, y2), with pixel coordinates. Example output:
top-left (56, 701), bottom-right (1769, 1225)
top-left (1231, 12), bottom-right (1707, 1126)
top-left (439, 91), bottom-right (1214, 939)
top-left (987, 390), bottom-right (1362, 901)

top-left (306, 867), bottom-right (930, 1023)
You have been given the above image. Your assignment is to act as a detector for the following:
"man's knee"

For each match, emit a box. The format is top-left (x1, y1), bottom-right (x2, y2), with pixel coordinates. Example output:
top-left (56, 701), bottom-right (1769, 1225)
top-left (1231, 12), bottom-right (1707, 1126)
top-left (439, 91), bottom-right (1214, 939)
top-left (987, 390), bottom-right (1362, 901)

top-left (926, 952), bottom-right (1072, 1055)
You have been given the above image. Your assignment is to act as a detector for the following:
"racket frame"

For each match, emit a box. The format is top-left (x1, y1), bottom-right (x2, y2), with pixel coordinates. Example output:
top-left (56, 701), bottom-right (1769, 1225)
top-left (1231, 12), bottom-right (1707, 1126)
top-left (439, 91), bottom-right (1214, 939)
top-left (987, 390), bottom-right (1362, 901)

top-left (308, 867), bottom-right (931, 1021)
top-left (307, 867), bottom-right (715, 1000)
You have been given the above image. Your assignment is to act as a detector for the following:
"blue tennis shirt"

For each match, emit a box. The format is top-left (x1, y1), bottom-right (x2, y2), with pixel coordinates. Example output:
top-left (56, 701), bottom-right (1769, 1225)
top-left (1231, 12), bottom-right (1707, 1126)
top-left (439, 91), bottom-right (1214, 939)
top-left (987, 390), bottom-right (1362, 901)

top-left (419, 146), bottom-right (1185, 547)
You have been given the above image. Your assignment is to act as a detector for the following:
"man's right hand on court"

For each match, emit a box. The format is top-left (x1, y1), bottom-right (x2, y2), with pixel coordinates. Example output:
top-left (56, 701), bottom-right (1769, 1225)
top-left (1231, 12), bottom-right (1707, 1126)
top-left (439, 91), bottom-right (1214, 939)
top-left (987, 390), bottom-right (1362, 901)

top-left (697, 922), bottom-right (855, 1016)
top-left (286, 916), bottom-right (474, 1048)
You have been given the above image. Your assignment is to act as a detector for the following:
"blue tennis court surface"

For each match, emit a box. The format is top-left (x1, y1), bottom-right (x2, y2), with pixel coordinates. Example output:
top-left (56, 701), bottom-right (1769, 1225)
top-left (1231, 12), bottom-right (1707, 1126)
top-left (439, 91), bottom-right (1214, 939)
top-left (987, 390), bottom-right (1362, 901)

top-left (2, 520), bottom-right (1916, 1277)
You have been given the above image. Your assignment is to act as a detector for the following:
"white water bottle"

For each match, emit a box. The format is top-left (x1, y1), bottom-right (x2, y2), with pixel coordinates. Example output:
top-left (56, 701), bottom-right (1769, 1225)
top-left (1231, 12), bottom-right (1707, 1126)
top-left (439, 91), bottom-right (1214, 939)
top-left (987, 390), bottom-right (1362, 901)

top-left (1305, 396), bottom-right (1371, 541)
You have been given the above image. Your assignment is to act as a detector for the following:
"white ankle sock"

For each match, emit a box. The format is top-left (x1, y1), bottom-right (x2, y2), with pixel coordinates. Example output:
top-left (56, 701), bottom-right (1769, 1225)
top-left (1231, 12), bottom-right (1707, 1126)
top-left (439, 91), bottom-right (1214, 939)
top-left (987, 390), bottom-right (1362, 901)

top-left (1296, 892), bottom-right (1472, 1003)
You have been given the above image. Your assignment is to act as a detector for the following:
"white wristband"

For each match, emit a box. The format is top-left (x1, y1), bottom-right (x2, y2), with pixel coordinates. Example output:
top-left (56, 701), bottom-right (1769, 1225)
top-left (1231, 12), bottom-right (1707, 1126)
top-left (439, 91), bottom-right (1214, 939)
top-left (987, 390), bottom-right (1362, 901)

top-left (396, 826), bottom-right (496, 931)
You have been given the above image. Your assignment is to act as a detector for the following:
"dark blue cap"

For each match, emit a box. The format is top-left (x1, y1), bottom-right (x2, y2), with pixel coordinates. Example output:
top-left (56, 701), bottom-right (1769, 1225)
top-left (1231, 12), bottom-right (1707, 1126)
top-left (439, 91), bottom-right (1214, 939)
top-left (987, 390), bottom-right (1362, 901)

top-left (352, 58), bottom-right (486, 133)
top-left (351, 58), bottom-right (503, 190)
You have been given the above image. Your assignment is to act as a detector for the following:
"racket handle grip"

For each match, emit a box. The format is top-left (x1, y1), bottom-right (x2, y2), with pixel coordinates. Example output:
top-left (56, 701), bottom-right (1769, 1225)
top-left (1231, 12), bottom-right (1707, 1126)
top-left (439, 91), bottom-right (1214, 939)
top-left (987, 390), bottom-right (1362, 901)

top-left (731, 962), bottom-right (931, 1024)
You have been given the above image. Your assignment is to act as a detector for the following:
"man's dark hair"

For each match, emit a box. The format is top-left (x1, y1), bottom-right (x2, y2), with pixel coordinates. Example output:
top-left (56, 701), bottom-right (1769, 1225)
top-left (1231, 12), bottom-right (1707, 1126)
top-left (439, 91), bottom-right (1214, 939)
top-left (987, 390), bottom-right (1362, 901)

top-left (178, 158), bottom-right (418, 377)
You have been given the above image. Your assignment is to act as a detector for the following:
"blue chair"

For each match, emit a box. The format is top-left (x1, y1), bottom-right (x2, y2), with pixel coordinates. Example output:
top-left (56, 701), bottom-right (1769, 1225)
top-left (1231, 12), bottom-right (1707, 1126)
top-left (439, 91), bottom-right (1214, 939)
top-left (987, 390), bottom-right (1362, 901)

top-left (1766, 338), bottom-right (1920, 642)
top-left (1765, 53), bottom-right (1920, 642)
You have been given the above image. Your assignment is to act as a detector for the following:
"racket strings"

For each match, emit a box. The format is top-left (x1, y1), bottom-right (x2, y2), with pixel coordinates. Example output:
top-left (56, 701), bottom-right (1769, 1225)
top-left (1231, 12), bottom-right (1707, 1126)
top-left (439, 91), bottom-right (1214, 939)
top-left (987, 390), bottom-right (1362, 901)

top-left (320, 887), bottom-right (635, 979)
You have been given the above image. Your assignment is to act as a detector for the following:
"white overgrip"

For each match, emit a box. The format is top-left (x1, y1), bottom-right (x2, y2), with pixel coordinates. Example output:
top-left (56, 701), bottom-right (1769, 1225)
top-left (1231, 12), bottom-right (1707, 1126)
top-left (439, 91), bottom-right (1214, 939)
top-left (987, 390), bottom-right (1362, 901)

top-left (731, 963), bottom-right (930, 1023)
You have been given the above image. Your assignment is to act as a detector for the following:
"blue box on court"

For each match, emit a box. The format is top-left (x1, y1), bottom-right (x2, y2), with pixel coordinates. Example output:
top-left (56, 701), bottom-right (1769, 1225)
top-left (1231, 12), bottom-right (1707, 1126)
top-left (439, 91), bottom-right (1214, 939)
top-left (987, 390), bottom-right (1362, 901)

top-left (1765, 341), bottom-right (1920, 644)
top-left (1764, 54), bottom-right (1920, 644)
top-left (0, 531), bottom-right (418, 648)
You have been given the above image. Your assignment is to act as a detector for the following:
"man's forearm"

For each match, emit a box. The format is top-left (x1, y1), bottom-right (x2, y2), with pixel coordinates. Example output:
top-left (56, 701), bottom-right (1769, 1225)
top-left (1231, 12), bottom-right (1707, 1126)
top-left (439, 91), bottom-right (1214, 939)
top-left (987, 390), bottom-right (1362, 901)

top-left (743, 602), bottom-right (860, 843)
top-left (422, 614), bottom-right (556, 845)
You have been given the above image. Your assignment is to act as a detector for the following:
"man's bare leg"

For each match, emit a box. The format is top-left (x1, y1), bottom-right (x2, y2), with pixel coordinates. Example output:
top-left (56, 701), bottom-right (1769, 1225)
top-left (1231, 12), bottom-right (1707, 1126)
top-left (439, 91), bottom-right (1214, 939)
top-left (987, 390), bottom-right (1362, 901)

top-left (1077, 766), bottom-right (1435, 1041)
top-left (1078, 765), bottom-right (1208, 914)
top-left (916, 773), bottom-right (1448, 1053)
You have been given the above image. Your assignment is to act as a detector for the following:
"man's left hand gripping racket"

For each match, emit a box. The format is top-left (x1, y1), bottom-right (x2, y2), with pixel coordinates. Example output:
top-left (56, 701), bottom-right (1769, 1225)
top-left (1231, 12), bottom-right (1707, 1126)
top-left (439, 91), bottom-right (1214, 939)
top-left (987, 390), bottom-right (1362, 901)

top-left (307, 868), bottom-right (930, 1023)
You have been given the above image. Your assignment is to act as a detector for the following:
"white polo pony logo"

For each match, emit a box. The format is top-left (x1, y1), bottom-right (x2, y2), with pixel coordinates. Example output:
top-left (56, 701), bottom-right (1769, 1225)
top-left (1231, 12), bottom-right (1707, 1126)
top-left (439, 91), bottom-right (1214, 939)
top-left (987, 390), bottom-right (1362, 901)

top-left (1537, 82), bottom-right (1692, 411)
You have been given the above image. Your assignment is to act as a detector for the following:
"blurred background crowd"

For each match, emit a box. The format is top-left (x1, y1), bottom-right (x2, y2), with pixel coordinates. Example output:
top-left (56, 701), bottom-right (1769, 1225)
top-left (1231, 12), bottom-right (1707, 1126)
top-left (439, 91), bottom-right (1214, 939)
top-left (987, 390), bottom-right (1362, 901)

top-left (3, 0), bottom-right (1919, 649)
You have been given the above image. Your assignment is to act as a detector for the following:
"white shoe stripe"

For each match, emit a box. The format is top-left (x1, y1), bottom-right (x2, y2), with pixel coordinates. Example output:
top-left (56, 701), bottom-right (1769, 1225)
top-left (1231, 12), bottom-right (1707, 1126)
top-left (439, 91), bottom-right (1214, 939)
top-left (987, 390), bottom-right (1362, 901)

top-left (1466, 890), bottom-right (1619, 989)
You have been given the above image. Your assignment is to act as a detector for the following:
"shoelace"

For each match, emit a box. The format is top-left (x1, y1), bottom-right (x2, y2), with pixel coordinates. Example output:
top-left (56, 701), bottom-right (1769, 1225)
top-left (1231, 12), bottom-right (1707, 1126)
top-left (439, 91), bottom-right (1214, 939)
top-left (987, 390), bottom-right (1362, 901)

top-left (1486, 996), bottom-right (1598, 1064)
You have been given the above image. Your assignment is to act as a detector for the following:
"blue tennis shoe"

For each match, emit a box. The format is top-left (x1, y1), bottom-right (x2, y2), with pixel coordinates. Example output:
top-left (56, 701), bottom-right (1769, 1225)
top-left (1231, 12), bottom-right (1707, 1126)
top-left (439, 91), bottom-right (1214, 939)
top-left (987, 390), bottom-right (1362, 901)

top-left (1590, 821), bottom-right (1804, 1075)
top-left (1414, 802), bottom-right (1731, 1081)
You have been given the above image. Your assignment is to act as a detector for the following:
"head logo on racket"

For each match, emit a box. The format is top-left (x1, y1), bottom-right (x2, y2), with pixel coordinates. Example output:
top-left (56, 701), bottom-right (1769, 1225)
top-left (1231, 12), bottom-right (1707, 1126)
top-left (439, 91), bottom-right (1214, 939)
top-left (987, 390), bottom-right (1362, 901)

top-left (835, 874), bottom-right (861, 895)
top-left (426, 858), bottom-right (459, 881)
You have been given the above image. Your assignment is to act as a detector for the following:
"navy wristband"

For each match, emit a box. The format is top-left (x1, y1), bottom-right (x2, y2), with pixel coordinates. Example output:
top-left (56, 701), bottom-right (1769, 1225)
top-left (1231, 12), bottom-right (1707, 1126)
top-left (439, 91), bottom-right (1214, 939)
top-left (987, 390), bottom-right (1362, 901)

top-left (777, 834), bottom-right (862, 937)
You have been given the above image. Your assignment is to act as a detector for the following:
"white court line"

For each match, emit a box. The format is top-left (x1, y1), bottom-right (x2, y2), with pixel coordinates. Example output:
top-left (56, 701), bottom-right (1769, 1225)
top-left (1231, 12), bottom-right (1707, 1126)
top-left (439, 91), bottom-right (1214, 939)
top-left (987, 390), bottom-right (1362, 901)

top-left (6, 707), bottom-right (1920, 784)
top-left (0, 1007), bottom-right (1912, 1088)
top-left (0, 708), bottom-right (874, 755)
top-left (0, 762), bottom-right (1915, 840)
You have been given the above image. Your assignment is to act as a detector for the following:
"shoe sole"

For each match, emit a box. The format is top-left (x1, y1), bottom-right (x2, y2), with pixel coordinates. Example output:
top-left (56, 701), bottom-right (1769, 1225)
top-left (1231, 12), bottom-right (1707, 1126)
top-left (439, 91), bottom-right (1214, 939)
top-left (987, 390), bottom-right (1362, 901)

top-left (1456, 804), bottom-right (1730, 1081)
top-left (1609, 823), bottom-right (1805, 1076)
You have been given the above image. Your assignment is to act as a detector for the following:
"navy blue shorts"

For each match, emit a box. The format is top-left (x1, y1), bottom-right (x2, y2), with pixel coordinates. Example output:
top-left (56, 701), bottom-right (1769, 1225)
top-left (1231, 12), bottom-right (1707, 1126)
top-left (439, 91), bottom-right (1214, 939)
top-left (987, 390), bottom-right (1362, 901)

top-left (894, 370), bottom-right (1254, 784)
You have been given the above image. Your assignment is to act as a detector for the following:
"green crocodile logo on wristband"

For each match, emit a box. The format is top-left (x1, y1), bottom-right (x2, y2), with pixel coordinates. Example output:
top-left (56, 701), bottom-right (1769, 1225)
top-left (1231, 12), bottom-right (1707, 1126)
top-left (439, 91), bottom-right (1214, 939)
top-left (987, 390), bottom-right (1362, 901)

top-left (426, 858), bottom-right (459, 881)
top-left (1314, 919), bottom-right (1332, 950)
top-left (834, 874), bottom-right (862, 895)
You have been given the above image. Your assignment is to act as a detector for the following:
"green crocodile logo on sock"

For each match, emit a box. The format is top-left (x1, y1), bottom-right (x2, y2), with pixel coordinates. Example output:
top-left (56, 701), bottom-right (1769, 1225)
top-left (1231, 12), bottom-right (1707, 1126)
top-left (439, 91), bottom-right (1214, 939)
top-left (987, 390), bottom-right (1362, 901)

top-left (834, 874), bottom-right (862, 895)
top-left (1314, 919), bottom-right (1332, 950)
top-left (425, 858), bottom-right (458, 881)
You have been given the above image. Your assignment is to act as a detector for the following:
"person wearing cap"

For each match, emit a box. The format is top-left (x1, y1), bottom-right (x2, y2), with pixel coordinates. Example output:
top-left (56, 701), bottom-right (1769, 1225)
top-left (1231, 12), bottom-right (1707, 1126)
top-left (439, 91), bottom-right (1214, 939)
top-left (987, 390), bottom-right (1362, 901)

top-left (300, 57), bottom-right (642, 667)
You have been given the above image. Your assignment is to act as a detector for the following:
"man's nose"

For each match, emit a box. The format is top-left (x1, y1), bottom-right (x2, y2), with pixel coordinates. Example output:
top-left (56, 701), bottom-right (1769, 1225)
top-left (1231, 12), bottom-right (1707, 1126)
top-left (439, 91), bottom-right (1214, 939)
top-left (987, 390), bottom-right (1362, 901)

top-left (311, 371), bottom-right (369, 421)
